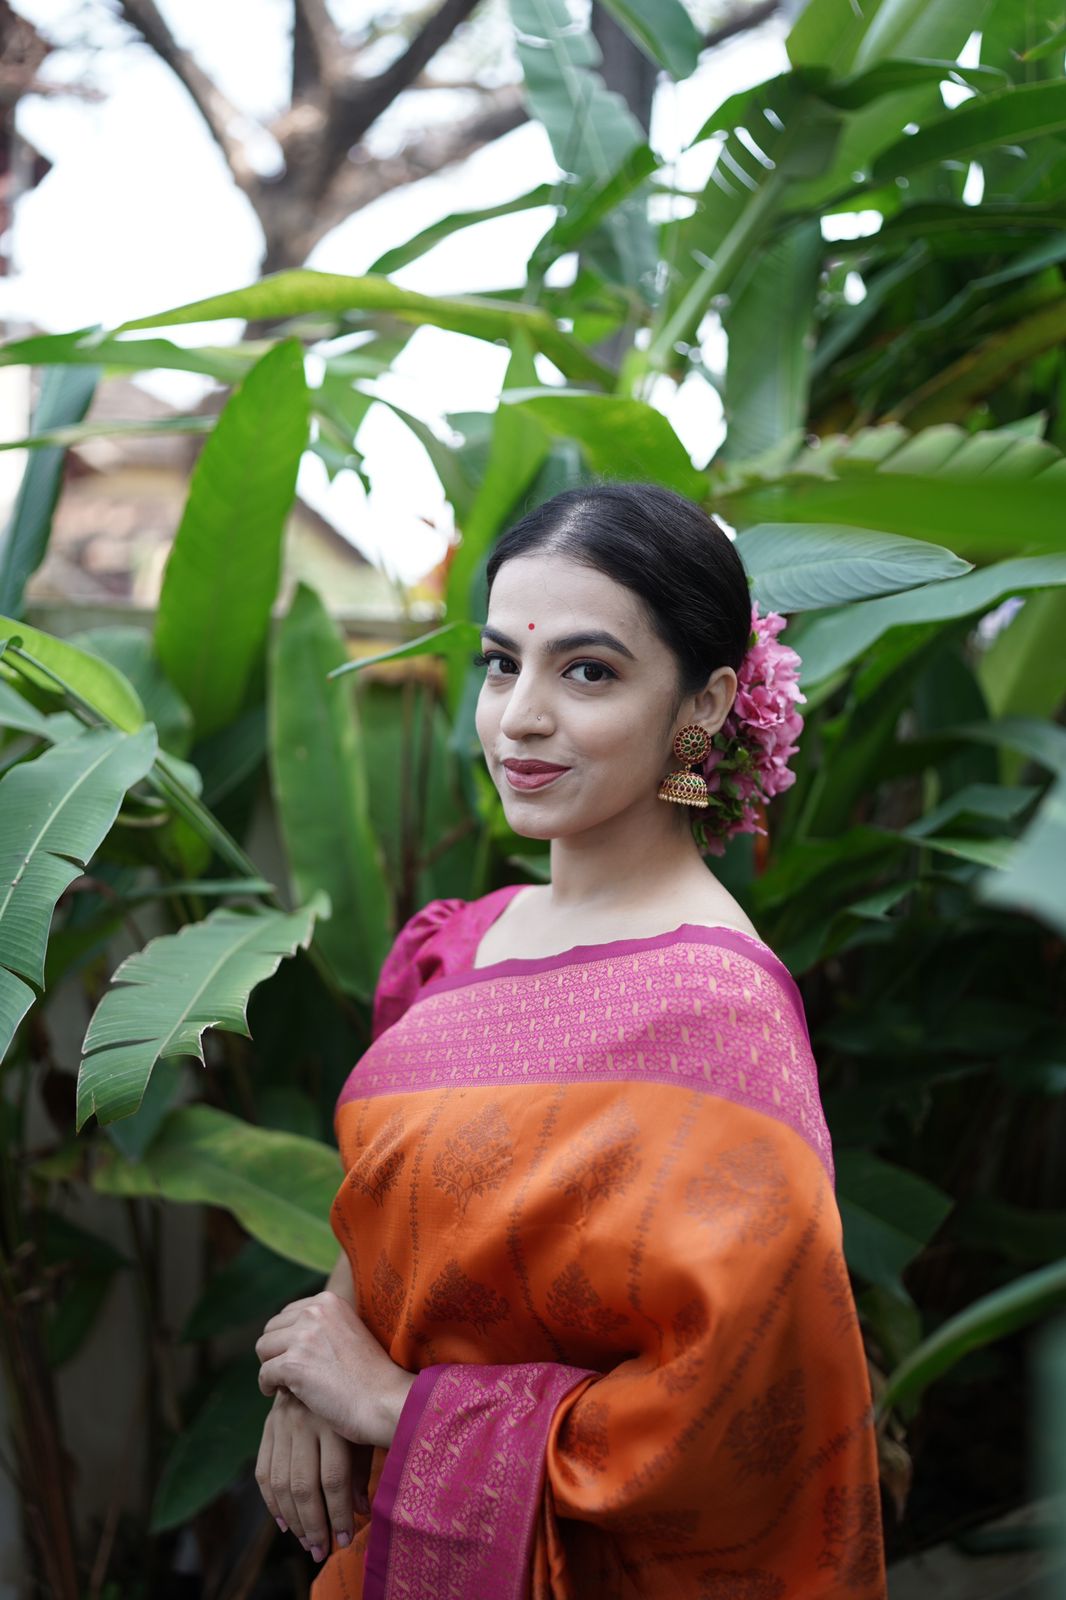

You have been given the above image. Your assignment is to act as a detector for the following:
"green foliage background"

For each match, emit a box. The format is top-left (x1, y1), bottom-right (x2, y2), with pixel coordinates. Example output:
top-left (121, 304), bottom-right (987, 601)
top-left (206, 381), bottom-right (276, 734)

top-left (1, 0), bottom-right (1065, 1588)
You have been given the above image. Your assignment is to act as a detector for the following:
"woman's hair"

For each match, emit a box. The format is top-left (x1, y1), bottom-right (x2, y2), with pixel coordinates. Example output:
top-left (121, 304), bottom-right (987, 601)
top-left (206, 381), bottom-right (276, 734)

top-left (484, 482), bottom-right (752, 706)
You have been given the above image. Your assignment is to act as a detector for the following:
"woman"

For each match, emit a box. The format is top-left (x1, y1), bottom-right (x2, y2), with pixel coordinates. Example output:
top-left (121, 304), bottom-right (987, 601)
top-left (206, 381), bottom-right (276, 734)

top-left (254, 483), bottom-right (888, 1598)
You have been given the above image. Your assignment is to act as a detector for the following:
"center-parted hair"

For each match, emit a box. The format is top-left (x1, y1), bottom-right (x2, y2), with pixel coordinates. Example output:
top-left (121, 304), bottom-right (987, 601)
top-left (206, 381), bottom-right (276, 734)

top-left (484, 482), bottom-right (752, 703)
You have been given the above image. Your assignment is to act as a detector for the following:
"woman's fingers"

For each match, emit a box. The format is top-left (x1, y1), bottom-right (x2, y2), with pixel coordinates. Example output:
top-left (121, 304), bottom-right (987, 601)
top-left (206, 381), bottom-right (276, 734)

top-left (290, 1426), bottom-right (331, 1561)
top-left (254, 1409), bottom-right (285, 1531)
top-left (319, 1429), bottom-right (354, 1550)
top-left (261, 1295), bottom-right (322, 1335)
top-left (269, 1410), bottom-right (305, 1547)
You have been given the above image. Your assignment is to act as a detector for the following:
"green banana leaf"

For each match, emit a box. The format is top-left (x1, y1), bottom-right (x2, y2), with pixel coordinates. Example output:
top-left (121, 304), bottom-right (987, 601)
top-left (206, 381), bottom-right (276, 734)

top-left (0, 724), bottom-right (158, 1061)
top-left (0, 364), bottom-right (98, 616)
top-left (500, 388), bottom-right (706, 499)
top-left (269, 583), bottom-right (390, 1001)
top-left (0, 614), bottom-right (146, 730)
top-left (716, 423), bottom-right (1066, 560)
top-left (154, 340), bottom-right (309, 739)
top-left (151, 1355), bottom-right (270, 1532)
top-left (76, 892), bottom-right (330, 1128)
top-left (879, 1257), bottom-right (1066, 1414)
top-left (734, 524), bottom-right (972, 611)
top-left (93, 1103), bottom-right (341, 1270)
top-left (116, 269), bottom-right (614, 391)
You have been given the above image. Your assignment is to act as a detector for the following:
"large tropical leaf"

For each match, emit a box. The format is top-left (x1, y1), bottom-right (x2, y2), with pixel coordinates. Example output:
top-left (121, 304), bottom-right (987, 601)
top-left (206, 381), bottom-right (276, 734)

top-left (0, 328), bottom-right (258, 383)
top-left (269, 583), bottom-right (390, 1001)
top-left (716, 423), bottom-right (1066, 559)
top-left (0, 614), bottom-right (146, 730)
top-left (116, 270), bottom-right (613, 390)
top-left (734, 524), bottom-right (971, 611)
top-left (792, 554), bottom-right (1066, 683)
top-left (872, 80), bottom-right (1066, 183)
top-left (721, 224), bottom-right (823, 463)
top-left (0, 365), bottom-right (98, 616)
top-left (154, 340), bottom-right (309, 738)
top-left (0, 725), bottom-right (158, 1061)
top-left (596, 0), bottom-right (701, 80)
top-left (500, 388), bottom-right (705, 498)
top-left (651, 74), bottom-right (841, 368)
top-left (76, 892), bottom-right (329, 1128)
top-left (152, 1356), bottom-right (269, 1532)
top-left (509, 0), bottom-right (655, 295)
top-left (92, 1103), bottom-right (341, 1270)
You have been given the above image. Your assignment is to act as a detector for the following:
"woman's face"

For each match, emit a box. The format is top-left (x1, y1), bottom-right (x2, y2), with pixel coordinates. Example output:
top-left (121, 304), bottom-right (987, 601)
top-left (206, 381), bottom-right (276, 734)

top-left (474, 552), bottom-right (736, 841)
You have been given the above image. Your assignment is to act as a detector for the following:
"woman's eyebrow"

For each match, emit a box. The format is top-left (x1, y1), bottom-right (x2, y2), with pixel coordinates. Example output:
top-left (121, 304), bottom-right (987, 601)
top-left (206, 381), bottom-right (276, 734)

top-left (479, 624), bottom-right (636, 661)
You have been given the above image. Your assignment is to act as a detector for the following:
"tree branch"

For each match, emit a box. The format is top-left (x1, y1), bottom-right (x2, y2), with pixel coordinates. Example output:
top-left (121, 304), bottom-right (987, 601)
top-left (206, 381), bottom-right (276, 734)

top-left (292, 0), bottom-right (344, 86)
top-left (267, 85), bottom-right (528, 271)
top-left (702, 0), bottom-right (783, 52)
top-left (324, 0), bottom-right (484, 171)
top-left (116, 0), bottom-right (259, 192)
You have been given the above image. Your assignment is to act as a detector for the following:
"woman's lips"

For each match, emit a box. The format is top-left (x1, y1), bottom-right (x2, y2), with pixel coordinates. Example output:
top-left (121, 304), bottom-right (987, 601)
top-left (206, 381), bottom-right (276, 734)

top-left (503, 763), bottom-right (570, 791)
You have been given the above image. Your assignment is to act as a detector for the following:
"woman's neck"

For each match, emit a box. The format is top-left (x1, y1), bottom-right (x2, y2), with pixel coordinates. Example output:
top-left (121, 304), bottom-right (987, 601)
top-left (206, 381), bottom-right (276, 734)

top-left (545, 800), bottom-right (710, 912)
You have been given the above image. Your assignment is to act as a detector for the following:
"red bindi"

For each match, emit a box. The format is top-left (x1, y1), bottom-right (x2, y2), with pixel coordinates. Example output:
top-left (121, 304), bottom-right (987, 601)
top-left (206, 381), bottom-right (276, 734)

top-left (528, 622), bottom-right (535, 630)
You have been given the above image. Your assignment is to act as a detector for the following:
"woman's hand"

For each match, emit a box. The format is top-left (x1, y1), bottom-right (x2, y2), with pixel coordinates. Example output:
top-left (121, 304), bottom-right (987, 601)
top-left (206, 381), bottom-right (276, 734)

top-left (255, 1289), bottom-right (416, 1449)
top-left (255, 1389), bottom-right (373, 1561)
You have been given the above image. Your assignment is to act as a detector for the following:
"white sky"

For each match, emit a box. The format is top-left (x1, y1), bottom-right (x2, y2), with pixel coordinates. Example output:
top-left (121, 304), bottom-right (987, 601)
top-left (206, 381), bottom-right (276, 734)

top-left (3, 1), bottom-right (790, 581)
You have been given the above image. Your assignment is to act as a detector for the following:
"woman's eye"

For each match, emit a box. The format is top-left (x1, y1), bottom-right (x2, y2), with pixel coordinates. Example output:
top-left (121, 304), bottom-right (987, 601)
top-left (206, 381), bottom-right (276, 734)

top-left (565, 660), bottom-right (615, 684)
top-left (471, 651), bottom-right (614, 684)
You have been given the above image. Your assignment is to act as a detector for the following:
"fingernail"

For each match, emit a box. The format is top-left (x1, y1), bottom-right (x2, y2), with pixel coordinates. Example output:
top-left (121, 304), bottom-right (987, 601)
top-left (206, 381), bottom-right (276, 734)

top-left (298, 1537), bottom-right (311, 1552)
top-left (337, 1530), bottom-right (351, 1547)
top-left (275, 1517), bottom-right (288, 1532)
top-left (311, 1545), bottom-right (325, 1562)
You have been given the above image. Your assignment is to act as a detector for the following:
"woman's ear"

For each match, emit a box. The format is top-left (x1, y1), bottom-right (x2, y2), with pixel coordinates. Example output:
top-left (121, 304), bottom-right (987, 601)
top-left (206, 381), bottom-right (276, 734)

top-left (690, 666), bottom-right (737, 737)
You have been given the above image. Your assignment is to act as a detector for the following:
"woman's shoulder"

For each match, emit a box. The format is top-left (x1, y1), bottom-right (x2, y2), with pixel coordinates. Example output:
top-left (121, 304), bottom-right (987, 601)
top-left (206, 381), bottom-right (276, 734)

top-left (370, 886), bottom-right (520, 1039)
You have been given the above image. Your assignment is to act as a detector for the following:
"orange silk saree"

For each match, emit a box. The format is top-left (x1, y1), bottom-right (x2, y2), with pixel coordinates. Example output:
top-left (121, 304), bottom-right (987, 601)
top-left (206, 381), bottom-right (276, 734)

top-left (312, 885), bottom-right (887, 1599)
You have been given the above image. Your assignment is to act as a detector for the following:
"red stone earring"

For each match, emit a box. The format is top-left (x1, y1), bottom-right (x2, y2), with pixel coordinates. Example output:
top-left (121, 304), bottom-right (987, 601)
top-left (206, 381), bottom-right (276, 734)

top-left (657, 723), bottom-right (711, 808)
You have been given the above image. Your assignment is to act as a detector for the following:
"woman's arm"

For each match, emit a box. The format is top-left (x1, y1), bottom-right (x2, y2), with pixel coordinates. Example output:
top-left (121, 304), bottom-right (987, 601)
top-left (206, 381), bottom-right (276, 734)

top-left (254, 1250), bottom-right (393, 1564)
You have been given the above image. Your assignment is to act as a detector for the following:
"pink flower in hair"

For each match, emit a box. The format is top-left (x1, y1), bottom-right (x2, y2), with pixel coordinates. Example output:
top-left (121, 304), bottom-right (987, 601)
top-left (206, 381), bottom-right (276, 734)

top-left (693, 599), bottom-right (807, 858)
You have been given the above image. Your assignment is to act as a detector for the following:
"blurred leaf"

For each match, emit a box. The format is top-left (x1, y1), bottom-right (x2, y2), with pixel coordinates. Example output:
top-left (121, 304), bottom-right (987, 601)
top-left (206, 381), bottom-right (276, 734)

top-left (500, 388), bottom-right (705, 497)
top-left (879, 1257), bottom-right (1066, 1414)
top-left (117, 268), bottom-right (613, 390)
top-left (723, 224), bottom-right (822, 462)
top-left (67, 627), bottom-right (193, 758)
top-left (873, 81), bottom-right (1066, 183)
top-left (794, 556), bottom-right (1066, 684)
top-left (977, 588), bottom-right (1066, 724)
top-left (0, 365), bottom-right (98, 615)
top-left (328, 621), bottom-right (481, 680)
top-left (154, 341), bottom-right (309, 739)
top-left (151, 1355), bottom-right (269, 1531)
top-left (76, 893), bottom-right (329, 1129)
top-left (93, 1104), bottom-right (341, 1271)
top-left (182, 1239), bottom-right (322, 1342)
top-left (0, 328), bottom-right (257, 383)
top-left (835, 1149), bottom-right (954, 1287)
top-left (0, 615), bottom-right (146, 730)
top-left (718, 424), bottom-right (1066, 560)
top-left (596, 0), bottom-right (702, 78)
top-left (368, 184), bottom-right (556, 276)
top-left (269, 583), bottom-right (390, 1001)
top-left (510, 0), bottom-right (653, 293)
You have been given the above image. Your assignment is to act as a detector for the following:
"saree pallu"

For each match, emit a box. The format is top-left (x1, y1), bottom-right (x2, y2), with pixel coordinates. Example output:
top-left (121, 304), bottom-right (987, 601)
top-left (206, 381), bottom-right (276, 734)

top-left (312, 891), bottom-right (887, 1599)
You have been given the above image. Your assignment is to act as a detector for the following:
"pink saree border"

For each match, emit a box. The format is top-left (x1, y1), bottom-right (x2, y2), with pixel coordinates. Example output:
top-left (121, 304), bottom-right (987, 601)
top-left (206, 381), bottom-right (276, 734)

top-left (423, 921), bottom-right (811, 1047)
top-left (364, 1361), bottom-right (597, 1600)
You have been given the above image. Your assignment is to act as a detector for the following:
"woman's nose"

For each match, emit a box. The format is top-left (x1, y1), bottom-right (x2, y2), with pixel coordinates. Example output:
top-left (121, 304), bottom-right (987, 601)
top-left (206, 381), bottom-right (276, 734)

top-left (499, 674), bottom-right (552, 738)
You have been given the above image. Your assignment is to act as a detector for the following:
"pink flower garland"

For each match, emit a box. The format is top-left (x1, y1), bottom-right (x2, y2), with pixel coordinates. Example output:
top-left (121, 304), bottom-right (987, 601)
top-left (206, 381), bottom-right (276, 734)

top-left (692, 599), bottom-right (807, 858)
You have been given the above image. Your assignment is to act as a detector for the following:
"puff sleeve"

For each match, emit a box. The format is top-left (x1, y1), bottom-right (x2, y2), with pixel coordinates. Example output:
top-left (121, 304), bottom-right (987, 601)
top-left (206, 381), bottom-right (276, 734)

top-left (369, 897), bottom-right (467, 1042)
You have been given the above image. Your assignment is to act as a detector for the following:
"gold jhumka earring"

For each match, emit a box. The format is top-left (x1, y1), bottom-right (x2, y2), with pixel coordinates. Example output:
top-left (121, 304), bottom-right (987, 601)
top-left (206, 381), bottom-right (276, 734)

top-left (657, 723), bottom-right (711, 808)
